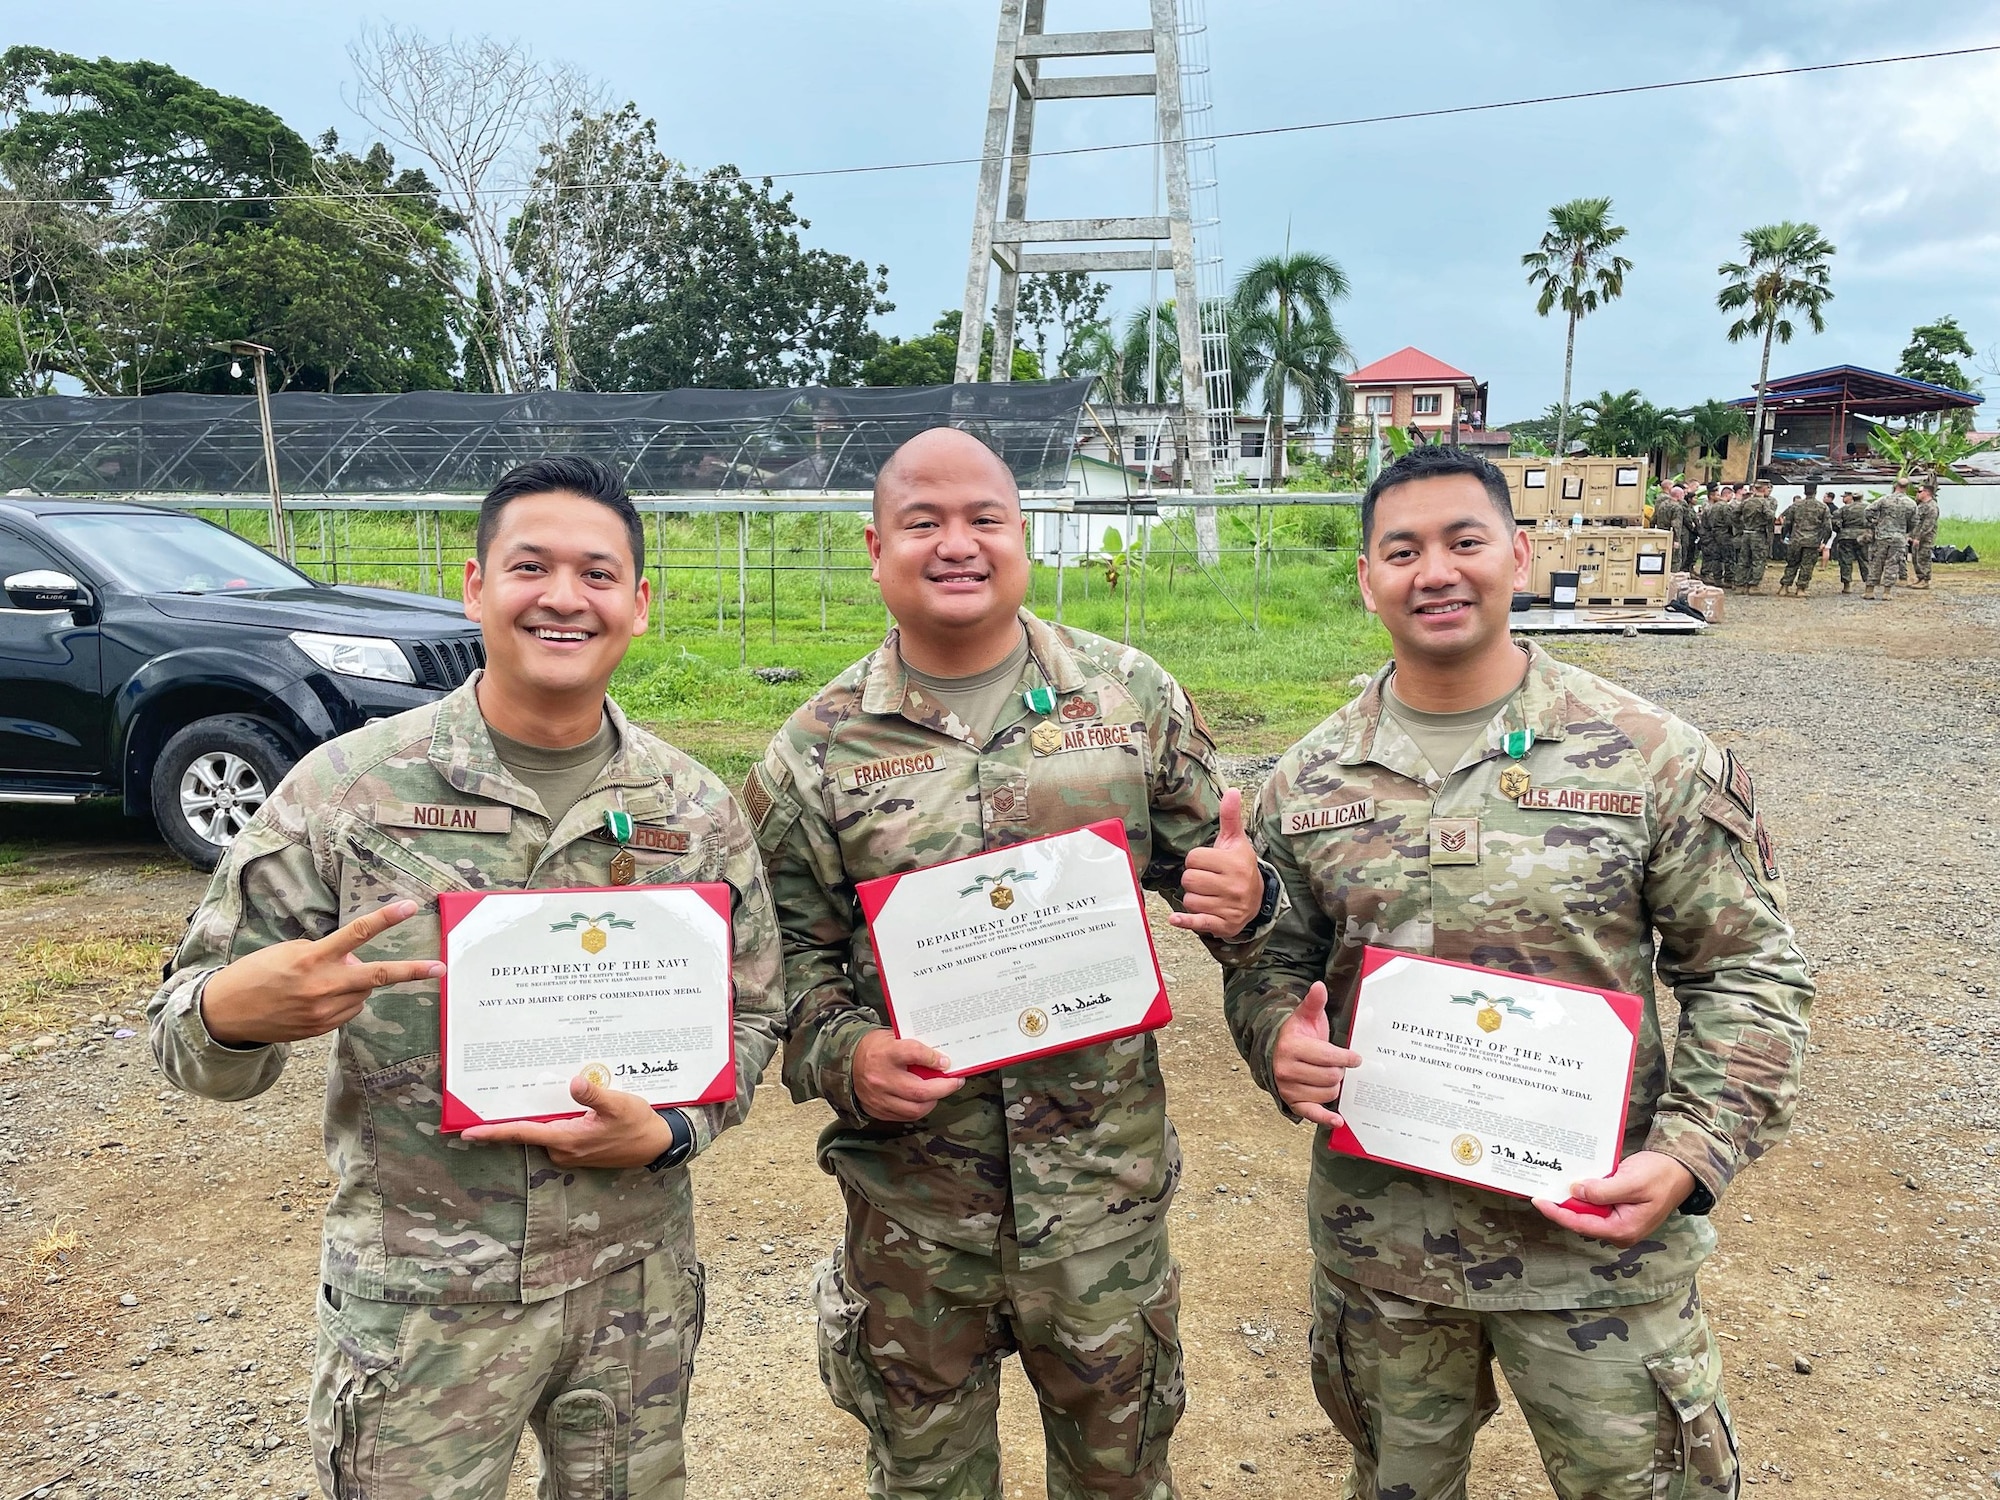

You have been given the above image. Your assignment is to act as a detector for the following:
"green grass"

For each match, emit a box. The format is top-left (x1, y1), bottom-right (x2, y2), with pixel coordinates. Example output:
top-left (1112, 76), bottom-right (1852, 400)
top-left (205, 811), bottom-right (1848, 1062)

top-left (1938, 518), bottom-right (2000, 563)
top-left (206, 504), bottom-right (1387, 783)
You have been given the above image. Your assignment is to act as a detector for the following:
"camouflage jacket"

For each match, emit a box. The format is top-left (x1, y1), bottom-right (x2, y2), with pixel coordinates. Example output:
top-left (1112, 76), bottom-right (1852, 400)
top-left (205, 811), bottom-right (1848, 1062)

top-left (1651, 497), bottom-right (1686, 539)
top-left (148, 677), bottom-right (785, 1305)
top-left (1870, 495), bottom-right (1918, 537)
top-left (1834, 503), bottom-right (1874, 544)
top-left (1913, 499), bottom-right (1940, 542)
top-left (749, 609), bottom-right (1277, 1268)
top-left (1779, 496), bottom-right (1828, 547)
top-left (1708, 499), bottom-right (1740, 539)
top-left (1223, 644), bottom-right (1812, 1311)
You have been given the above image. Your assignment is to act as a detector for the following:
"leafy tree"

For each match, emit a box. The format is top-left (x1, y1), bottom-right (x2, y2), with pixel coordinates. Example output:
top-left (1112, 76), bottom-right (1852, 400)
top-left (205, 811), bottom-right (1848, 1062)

top-left (1717, 221), bottom-right (1836, 477)
top-left (861, 309), bottom-right (1037, 386)
top-left (1896, 315), bottom-right (1975, 397)
top-left (1016, 271), bottom-right (1109, 375)
top-left (1498, 404), bottom-right (1568, 454)
top-left (1062, 321), bottom-right (1128, 401)
top-left (573, 166), bottom-right (890, 390)
top-left (1859, 419), bottom-right (1996, 485)
top-left (1681, 398), bottom-right (1749, 482)
top-left (1231, 249), bottom-right (1354, 486)
top-left (1117, 301), bottom-right (1182, 402)
top-left (1522, 197), bottom-right (1632, 456)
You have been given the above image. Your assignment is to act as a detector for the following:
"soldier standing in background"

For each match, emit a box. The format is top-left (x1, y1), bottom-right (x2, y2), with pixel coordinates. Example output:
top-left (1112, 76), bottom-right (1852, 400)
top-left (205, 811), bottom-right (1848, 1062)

top-left (148, 457), bottom-right (786, 1499)
top-left (1831, 492), bottom-right (1873, 594)
top-left (1223, 446), bottom-right (1810, 1500)
top-left (1652, 484), bottom-right (1689, 573)
top-left (1911, 484), bottom-right (1941, 587)
top-left (1685, 486), bottom-right (1709, 576)
top-left (1741, 481), bottom-right (1778, 592)
top-left (750, 427), bottom-right (1278, 1500)
top-left (1864, 482), bottom-right (1918, 600)
top-left (1700, 485), bottom-right (1736, 589)
top-left (1777, 483), bottom-right (1830, 596)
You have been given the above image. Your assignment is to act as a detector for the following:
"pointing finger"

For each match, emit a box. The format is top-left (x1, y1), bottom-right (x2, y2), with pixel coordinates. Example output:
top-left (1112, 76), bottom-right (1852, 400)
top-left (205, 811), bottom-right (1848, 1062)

top-left (320, 900), bottom-right (423, 956)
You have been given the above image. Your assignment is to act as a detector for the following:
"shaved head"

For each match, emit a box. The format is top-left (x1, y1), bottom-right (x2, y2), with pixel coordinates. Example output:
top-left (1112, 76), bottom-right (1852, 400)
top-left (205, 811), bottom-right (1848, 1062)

top-left (874, 427), bottom-right (1019, 524)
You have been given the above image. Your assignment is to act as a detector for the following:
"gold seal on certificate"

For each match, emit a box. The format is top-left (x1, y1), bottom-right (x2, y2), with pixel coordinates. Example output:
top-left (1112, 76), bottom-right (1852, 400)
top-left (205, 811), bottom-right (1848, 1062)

top-left (1330, 947), bottom-right (1642, 1204)
top-left (437, 885), bottom-right (737, 1132)
top-left (856, 819), bottom-right (1170, 1076)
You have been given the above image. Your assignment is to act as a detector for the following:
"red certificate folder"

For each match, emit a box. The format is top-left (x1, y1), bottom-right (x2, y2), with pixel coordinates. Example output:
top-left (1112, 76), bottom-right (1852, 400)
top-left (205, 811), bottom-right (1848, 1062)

top-left (437, 884), bottom-right (736, 1133)
top-left (1329, 945), bottom-right (1643, 1214)
top-left (856, 819), bottom-right (1171, 1076)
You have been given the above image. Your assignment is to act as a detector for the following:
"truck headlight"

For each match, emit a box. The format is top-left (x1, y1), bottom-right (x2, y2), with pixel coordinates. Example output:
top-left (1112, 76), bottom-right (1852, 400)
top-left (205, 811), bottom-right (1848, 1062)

top-left (288, 631), bottom-right (415, 684)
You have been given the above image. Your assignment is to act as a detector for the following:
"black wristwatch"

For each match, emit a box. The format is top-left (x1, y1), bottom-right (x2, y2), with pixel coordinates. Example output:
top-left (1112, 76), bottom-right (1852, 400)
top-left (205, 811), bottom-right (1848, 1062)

top-left (644, 1109), bottom-right (695, 1173)
top-left (1675, 1178), bottom-right (1716, 1217)
top-left (1254, 867), bottom-right (1282, 926)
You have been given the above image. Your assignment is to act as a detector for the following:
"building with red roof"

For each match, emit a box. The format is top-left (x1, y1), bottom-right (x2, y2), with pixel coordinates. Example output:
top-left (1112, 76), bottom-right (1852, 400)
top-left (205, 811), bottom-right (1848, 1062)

top-left (1347, 347), bottom-right (1489, 440)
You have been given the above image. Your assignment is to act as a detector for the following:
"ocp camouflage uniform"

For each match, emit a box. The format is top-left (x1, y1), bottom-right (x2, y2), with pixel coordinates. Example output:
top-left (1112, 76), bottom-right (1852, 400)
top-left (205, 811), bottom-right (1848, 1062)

top-left (1697, 499), bottom-right (1735, 589)
top-left (1739, 490), bottom-right (1777, 589)
top-left (1223, 644), bottom-right (1812, 1500)
top-left (1912, 496), bottom-right (1940, 585)
top-left (149, 679), bottom-right (785, 1500)
top-left (1865, 491), bottom-right (1918, 596)
top-left (1831, 499), bottom-right (1873, 591)
top-left (750, 608), bottom-right (1278, 1500)
top-left (1777, 493), bottom-right (1828, 594)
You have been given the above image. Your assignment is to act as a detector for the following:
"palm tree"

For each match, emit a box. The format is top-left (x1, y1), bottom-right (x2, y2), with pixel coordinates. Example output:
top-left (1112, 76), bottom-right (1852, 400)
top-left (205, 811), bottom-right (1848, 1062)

top-left (1522, 197), bottom-right (1632, 457)
top-left (1717, 222), bottom-right (1836, 480)
top-left (1681, 399), bottom-right (1749, 483)
top-left (1230, 250), bottom-right (1354, 486)
top-left (1063, 321), bottom-right (1128, 401)
top-left (1118, 300), bottom-right (1181, 403)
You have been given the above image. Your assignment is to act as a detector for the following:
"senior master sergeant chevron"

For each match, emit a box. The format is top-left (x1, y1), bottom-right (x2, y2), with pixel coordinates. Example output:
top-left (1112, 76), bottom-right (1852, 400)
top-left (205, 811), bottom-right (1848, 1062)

top-left (747, 427), bottom-right (1281, 1500)
top-left (1223, 446), bottom-right (1812, 1500)
top-left (148, 457), bottom-right (784, 1500)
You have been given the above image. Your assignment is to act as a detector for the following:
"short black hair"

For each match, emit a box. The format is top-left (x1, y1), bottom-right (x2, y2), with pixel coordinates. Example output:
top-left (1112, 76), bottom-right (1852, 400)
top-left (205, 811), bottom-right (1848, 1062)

top-left (476, 456), bottom-right (644, 575)
top-left (1361, 445), bottom-right (1512, 548)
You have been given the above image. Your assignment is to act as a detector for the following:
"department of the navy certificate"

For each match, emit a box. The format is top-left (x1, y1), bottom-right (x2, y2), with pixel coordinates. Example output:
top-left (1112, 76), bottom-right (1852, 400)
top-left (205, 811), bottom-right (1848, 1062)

top-left (437, 885), bottom-right (735, 1131)
top-left (857, 819), bottom-right (1170, 1076)
top-left (1331, 946), bottom-right (1641, 1203)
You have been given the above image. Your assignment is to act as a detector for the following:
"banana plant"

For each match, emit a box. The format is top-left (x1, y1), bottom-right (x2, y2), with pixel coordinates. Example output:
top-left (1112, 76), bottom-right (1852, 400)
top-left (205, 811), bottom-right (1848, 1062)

top-left (1860, 420), bottom-right (1998, 485)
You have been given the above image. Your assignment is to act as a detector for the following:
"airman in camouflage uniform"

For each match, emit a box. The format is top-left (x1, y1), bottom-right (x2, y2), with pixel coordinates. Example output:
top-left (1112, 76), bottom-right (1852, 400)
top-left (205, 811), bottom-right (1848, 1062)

top-left (1864, 484), bottom-right (1918, 600)
top-left (752, 428), bottom-right (1277, 1500)
top-left (1223, 446), bottom-right (1812, 1500)
top-left (1776, 486), bottom-right (1829, 596)
top-left (150, 459), bottom-right (785, 1500)
top-left (1830, 492), bottom-right (1872, 593)
top-left (1911, 485), bottom-right (1940, 586)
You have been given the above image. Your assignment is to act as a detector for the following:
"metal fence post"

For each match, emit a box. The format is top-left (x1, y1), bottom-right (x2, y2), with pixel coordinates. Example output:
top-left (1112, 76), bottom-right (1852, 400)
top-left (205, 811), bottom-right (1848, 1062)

top-left (818, 512), bottom-right (828, 632)
top-left (655, 509), bottom-right (668, 636)
top-left (715, 514), bottom-right (725, 637)
top-left (769, 512), bottom-right (778, 646)
top-left (1054, 515), bottom-right (1065, 625)
top-left (737, 511), bottom-right (749, 668)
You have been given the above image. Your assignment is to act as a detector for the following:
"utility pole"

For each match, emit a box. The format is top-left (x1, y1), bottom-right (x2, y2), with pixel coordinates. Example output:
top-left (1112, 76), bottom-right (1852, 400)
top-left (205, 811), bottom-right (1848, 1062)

top-left (212, 339), bottom-right (287, 560)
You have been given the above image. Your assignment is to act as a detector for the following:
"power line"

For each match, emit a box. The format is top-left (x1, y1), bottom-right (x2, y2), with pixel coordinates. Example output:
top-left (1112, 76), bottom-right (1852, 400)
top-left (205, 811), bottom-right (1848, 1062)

top-left (12, 40), bottom-right (1998, 208)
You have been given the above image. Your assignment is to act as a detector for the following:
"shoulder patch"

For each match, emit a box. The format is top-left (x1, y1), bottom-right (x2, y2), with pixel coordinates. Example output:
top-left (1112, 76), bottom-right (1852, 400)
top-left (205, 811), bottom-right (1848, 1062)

top-left (741, 764), bottom-right (776, 830)
top-left (1723, 751), bottom-right (1756, 818)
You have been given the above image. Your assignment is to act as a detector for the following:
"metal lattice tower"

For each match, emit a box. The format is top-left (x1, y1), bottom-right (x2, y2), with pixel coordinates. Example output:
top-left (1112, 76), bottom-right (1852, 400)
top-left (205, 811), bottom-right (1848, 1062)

top-left (954, 0), bottom-right (1229, 501)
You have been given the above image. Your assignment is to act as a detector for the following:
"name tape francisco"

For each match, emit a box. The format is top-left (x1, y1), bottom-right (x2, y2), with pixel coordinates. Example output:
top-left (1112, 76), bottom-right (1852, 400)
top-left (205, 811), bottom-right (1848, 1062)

top-left (839, 751), bottom-right (946, 792)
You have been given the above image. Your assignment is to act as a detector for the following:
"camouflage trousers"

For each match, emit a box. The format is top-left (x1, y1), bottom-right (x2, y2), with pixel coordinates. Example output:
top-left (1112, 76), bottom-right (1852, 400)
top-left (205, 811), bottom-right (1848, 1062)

top-left (1698, 542), bottom-right (1730, 589)
top-left (1831, 538), bottom-right (1868, 585)
top-left (308, 1246), bottom-right (706, 1499)
top-left (1738, 535), bottom-right (1771, 588)
top-left (1309, 1265), bottom-right (1737, 1500)
top-left (1913, 536), bottom-right (1936, 583)
top-left (1866, 536), bottom-right (1909, 591)
top-left (815, 1185), bottom-right (1184, 1500)
top-left (1778, 543), bottom-right (1820, 592)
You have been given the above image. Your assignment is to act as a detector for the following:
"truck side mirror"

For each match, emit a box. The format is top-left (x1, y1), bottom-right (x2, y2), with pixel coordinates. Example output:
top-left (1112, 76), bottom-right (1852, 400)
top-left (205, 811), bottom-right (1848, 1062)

top-left (4, 569), bottom-right (93, 615)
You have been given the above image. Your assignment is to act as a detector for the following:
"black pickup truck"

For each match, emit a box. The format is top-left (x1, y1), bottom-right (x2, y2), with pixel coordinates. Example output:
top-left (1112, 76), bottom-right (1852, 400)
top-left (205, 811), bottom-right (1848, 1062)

top-left (0, 498), bottom-right (485, 868)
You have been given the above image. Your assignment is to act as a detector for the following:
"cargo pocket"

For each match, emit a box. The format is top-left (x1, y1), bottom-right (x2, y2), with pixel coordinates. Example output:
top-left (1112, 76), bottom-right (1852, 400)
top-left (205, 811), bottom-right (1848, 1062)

top-left (683, 1261), bottom-right (708, 1378)
top-left (309, 1283), bottom-right (409, 1500)
top-left (1308, 1269), bottom-right (1375, 1461)
top-left (1643, 1320), bottom-right (1740, 1499)
top-left (811, 1251), bottom-right (888, 1443)
top-left (543, 1389), bottom-right (618, 1500)
top-left (1129, 1261), bottom-right (1187, 1477)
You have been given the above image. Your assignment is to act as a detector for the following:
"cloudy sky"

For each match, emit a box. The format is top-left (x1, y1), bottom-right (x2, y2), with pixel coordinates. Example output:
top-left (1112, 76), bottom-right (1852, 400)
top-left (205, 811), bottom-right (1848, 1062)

top-left (19, 1), bottom-right (2000, 419)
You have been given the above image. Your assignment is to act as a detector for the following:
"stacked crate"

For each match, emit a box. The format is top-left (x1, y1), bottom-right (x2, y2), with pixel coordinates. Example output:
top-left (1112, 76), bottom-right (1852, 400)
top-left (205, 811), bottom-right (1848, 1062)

top-left (1493, 456), bottom-right (1666, 604)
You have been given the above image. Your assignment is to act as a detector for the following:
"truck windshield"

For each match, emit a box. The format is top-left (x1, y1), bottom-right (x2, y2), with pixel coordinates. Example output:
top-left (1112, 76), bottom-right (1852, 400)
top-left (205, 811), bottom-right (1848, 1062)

top-left (42, 513), bottom-right (311, 594)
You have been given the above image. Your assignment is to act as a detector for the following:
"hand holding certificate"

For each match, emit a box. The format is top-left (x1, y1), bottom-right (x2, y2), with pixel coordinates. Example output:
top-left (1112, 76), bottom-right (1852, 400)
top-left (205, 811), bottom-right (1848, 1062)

top-left (858, 820), bottom-right (1170, 1077)
top-left (1330, 947), bottom-right (1640, 1211)
top-left (438, 885), bottom-right (735, 1133)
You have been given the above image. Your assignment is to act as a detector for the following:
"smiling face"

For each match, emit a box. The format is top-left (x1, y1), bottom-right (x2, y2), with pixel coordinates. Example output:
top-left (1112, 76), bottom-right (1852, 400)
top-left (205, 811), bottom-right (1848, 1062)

top-left (1358, 472), bottom-right (1531, 671)
top-left (463, 491), bottom-right (649, 718)
top-left (866, 429), bottom-right (1030, 663)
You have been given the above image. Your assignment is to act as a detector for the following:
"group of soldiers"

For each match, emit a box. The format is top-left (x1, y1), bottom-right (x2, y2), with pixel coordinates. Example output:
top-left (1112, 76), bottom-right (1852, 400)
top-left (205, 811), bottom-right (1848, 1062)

top-left (1650, 478), bottom-right (1941, 600)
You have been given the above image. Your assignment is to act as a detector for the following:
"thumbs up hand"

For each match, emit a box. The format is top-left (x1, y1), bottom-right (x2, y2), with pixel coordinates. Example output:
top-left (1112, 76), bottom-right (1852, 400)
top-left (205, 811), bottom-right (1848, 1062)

top-left (1271, 982), bottom-right (1361, 1128)
top-left (1170, 787), bottom-right (1266, 939)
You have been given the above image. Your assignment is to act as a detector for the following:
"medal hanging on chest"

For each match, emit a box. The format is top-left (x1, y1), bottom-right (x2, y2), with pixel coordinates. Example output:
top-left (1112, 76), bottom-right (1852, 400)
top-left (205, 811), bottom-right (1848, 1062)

top-left (1022, 685), bottom-right (1055, 716)
top-left (603, 809), bottom-right (637, 885)
top-left (1503, 728), bottom-right (1534, 760)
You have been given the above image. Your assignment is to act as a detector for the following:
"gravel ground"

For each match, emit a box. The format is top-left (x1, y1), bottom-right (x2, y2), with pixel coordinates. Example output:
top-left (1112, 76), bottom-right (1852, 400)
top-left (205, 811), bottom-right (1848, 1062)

top-left (2, 569), bottom-right (1998, 1500)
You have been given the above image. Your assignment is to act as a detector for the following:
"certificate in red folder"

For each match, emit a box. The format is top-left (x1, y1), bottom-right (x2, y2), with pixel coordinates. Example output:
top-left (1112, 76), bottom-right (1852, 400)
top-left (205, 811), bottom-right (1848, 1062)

top-left (857, 819), bottom-right (1170, 1077)
top-left (437, 885), bottom-right (735, 1133)
top-left (1330, 946), bottom-right (1641, 1210)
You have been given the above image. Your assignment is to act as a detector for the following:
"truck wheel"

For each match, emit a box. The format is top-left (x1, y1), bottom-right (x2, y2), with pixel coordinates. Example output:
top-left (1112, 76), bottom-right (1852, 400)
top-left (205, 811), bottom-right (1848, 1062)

top-left (150, 714), bottom-right (296, 871)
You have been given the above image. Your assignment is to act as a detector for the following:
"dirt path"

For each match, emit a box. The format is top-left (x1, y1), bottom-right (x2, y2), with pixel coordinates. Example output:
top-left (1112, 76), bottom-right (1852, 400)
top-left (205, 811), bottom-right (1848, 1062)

top-left (3, 571), bottom-right (1997, 1500)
